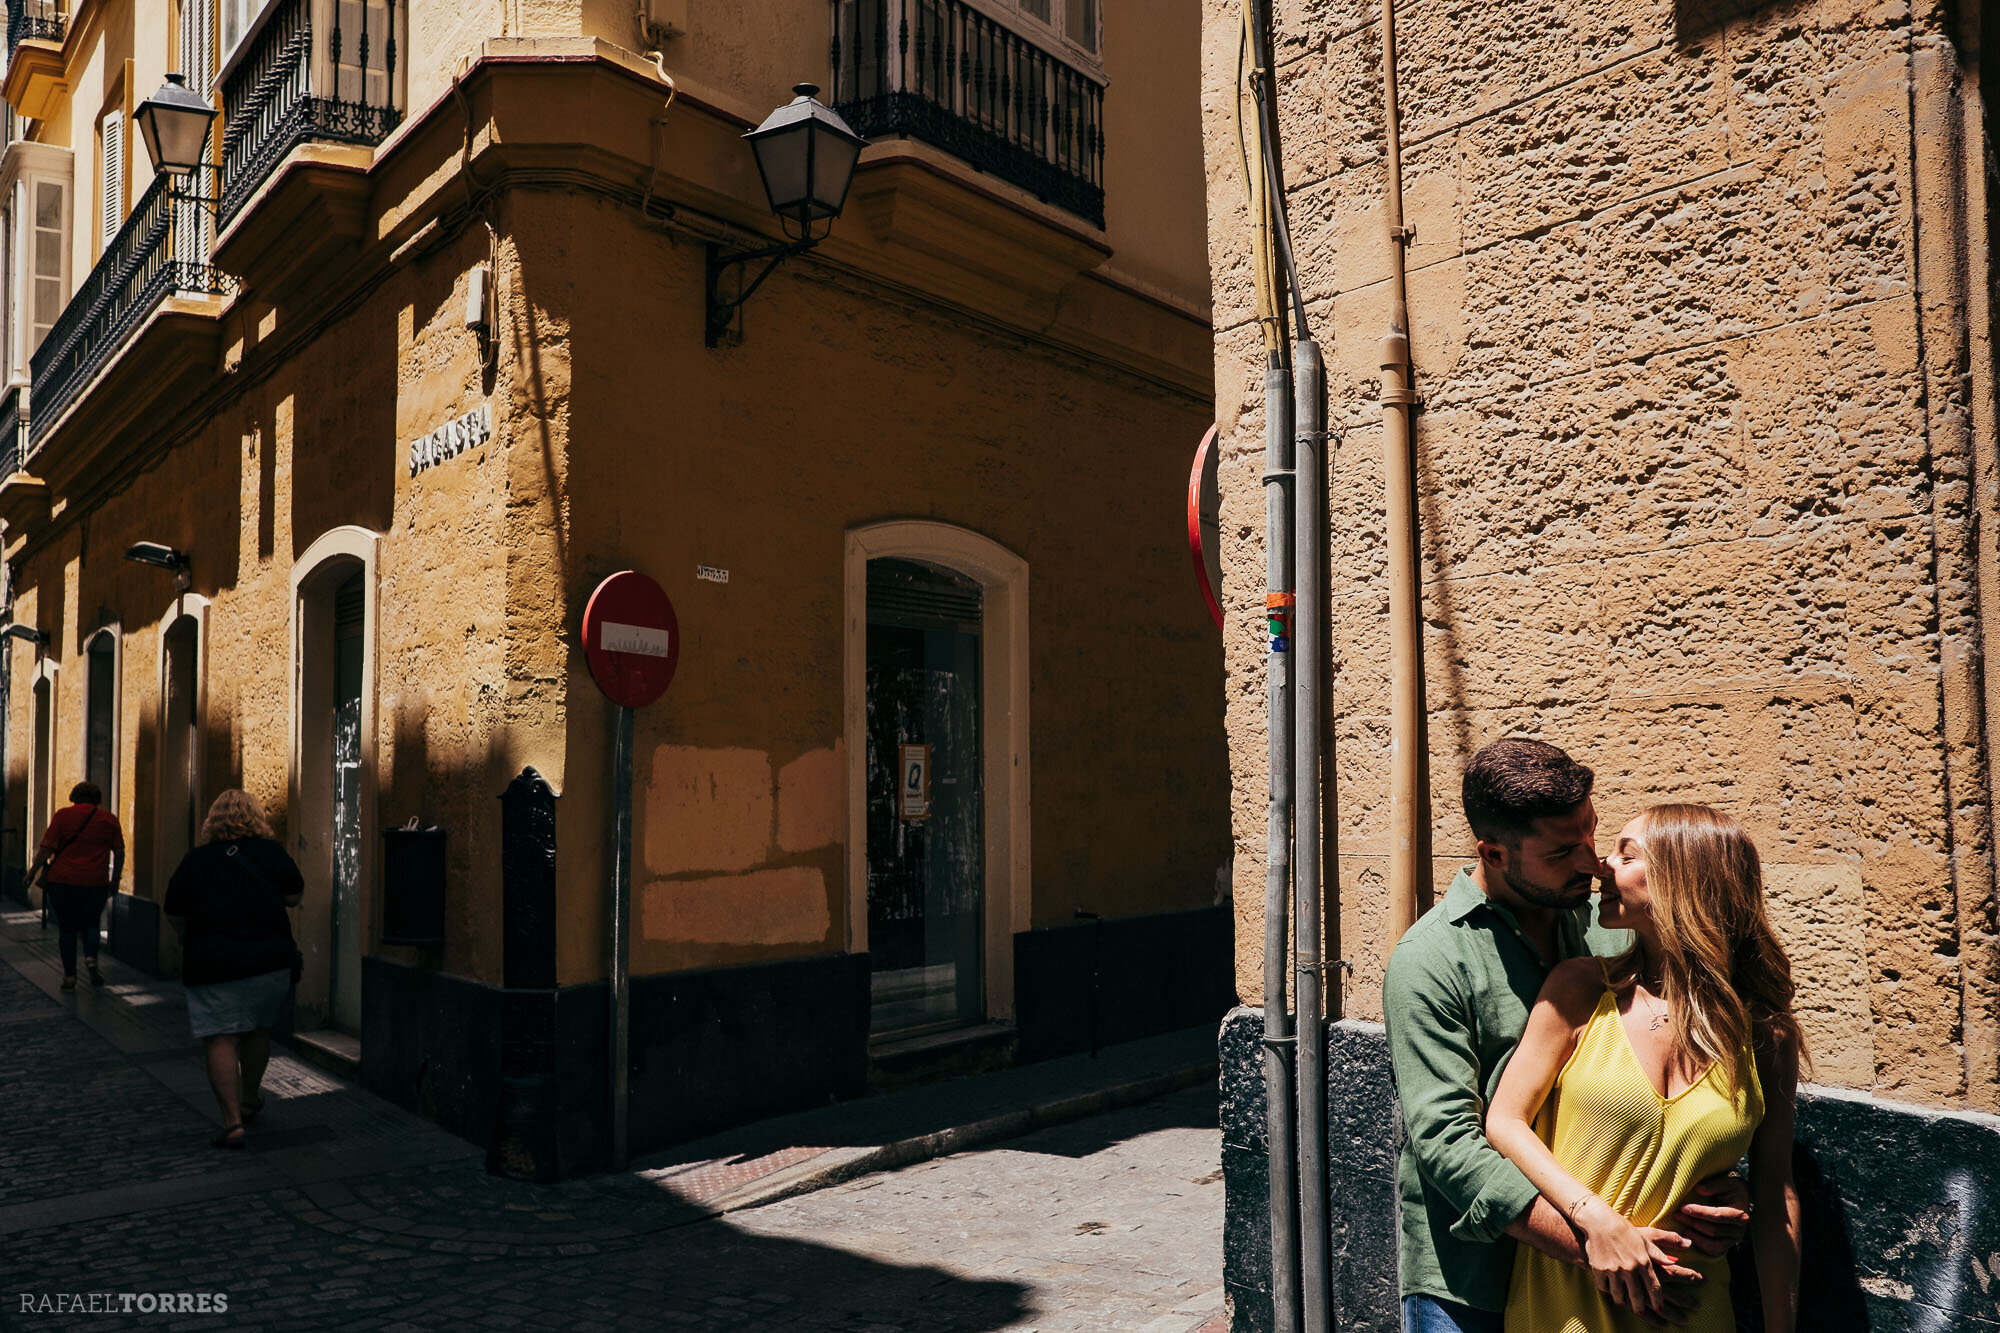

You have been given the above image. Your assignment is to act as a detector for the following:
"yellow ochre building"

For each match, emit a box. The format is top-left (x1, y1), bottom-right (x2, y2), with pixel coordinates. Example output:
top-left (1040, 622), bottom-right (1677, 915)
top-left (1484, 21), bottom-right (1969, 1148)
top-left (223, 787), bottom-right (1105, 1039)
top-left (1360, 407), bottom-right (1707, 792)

top-left (0, 0), bottom-right (1230, 1177)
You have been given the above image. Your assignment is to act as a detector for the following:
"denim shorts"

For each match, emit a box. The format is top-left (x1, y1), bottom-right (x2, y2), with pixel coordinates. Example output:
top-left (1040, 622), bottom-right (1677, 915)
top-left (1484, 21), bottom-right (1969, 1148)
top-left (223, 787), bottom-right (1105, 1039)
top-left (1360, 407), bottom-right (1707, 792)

top-left (1402, 1294), bottom-right (1505, 1333)
top-left (186, 968), bottom-right (291, 1039)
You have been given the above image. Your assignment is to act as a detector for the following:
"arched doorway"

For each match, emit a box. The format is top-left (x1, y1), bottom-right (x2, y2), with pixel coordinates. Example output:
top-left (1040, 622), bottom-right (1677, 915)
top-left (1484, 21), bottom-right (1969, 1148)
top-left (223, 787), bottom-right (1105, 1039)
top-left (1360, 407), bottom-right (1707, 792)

top-left (156, 613), bottom-right (202, 883)
top-left (291, 529), bottom-right (378, 1034)
top-left (83, 627), bottom-right (118, 805)
top-left (844, 522), bottom-right (1031, 1036)
top-left (864, 558), bottom-right (985, 1034)
top-left (29, 667), bottom-right (53, 867)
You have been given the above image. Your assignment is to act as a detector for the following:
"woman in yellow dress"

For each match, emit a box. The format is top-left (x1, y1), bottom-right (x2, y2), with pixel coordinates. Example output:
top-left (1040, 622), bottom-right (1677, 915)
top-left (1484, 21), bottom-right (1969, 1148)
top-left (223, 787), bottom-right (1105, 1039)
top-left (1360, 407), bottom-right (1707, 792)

top-left (1486, 804), bottom-right (1804, 1333)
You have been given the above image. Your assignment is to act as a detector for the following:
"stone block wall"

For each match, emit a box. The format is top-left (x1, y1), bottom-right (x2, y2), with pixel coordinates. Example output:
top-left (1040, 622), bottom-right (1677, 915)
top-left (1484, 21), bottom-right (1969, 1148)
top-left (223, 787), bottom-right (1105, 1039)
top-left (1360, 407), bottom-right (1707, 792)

top-left (1201, 0), bottom-right (2000, 1107)
top-left (1218, 1010), bottom-right (2000, 1330)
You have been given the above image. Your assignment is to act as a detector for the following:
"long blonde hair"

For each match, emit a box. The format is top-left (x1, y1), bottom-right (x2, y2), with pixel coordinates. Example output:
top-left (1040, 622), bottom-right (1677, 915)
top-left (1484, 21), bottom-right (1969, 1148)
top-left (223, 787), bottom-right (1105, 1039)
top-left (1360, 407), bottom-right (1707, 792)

top-left (200, 789), bottom-right (275, 844)
top-left (1630, 803), bottom-right (1806, 1092)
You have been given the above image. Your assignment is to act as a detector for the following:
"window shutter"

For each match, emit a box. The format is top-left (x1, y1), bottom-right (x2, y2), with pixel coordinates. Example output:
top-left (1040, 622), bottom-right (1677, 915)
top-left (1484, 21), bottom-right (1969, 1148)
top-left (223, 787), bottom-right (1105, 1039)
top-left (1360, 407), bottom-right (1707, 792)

top-left (100, 113), bottom-right (123, 249)
top-left (183, 0), bottom-right (218, 92)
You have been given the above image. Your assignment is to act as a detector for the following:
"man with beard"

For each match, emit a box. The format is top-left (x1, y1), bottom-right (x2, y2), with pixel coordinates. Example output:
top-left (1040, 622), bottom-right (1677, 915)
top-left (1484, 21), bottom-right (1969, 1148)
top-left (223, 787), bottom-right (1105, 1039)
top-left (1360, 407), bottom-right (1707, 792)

top-left (1383, 739), bottom-right (1750, 1333)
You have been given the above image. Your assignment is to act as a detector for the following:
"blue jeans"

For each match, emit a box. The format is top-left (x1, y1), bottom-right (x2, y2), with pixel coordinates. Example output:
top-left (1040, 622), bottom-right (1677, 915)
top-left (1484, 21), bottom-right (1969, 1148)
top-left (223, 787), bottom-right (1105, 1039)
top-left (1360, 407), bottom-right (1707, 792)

top-left (1402, 1295), bottom-right (1504, 1333)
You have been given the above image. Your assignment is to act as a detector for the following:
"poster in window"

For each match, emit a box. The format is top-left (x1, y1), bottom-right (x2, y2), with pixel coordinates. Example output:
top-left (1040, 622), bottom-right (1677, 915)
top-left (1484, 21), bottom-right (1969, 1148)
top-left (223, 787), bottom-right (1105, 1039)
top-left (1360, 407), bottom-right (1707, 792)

top-left (898, 743), bottom-right (931, 822)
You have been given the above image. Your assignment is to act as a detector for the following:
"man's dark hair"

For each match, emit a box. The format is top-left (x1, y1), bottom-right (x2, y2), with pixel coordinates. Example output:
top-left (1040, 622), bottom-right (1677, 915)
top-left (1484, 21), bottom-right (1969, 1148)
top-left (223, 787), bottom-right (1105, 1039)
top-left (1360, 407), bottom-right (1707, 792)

top-left (69, 781), bottom-right (102, 805)
top-left (1461, 739), bottom-right (1593, 845)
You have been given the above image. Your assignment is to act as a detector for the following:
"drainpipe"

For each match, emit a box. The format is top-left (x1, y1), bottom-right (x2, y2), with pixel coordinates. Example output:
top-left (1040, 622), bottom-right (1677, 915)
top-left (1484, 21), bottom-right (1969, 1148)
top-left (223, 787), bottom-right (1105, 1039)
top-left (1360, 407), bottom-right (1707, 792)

top-left (1291, 337), bottom-right (1332, 1329)
top-left (1244, 0), bottom-right (1302, 1321)
top-left (1378, 0), bottom-right (1429, 951)
top-left (1262, 357), bottom-right (1301, 1333)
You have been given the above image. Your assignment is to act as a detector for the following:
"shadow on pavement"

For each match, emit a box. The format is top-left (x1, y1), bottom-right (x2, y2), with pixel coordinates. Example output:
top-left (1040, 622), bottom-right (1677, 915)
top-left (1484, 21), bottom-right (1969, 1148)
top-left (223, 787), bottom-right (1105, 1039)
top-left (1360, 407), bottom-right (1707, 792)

top-left (15, 1177), bottom-right (1037, 1332)
top-left (995, 1081), bottom-right (1218, 1160)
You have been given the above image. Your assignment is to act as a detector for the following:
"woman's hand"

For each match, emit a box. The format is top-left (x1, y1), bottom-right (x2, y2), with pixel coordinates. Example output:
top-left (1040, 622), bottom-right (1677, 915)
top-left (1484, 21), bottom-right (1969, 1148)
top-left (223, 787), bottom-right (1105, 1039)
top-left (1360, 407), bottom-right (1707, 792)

top-left (1572, 1195), bottom-right (1686, 1319)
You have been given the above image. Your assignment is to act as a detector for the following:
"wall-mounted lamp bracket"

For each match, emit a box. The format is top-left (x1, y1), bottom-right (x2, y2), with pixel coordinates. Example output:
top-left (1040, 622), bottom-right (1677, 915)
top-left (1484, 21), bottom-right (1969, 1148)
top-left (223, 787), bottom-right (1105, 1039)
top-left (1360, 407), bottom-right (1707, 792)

top-left (124, 541), bottom-right (193, 592)
top-left (704, 237), bottom-right (818, 348)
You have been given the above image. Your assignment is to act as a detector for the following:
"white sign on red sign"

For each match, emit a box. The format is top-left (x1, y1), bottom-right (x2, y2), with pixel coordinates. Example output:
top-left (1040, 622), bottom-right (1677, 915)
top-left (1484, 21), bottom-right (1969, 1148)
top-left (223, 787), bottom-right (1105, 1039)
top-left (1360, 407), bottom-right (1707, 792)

top-left (600, 622), bottom-right (672, 657)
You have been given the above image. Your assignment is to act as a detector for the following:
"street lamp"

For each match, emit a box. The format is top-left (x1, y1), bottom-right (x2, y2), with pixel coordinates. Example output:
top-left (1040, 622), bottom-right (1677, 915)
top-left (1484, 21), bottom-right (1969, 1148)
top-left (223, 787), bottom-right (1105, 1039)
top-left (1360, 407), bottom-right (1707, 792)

top-left (134, 74), bottom-right (217, 176)
top-left (0, 623), bottom-right (48, 647)
top-left (704, 83), bottom-right (867, 347)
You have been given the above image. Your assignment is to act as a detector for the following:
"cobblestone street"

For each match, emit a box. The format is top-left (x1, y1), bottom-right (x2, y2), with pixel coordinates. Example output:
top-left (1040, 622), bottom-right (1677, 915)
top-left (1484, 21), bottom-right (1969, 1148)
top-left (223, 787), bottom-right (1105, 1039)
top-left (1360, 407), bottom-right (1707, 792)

top-left (0, 911), bottom-right (1226, 1331)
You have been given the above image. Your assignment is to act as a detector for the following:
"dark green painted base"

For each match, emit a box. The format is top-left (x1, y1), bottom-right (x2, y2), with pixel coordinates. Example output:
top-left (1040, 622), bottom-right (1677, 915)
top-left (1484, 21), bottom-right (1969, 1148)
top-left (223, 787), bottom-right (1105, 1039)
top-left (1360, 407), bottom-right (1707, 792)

top-left (360, 905), bottom-right (1231, 1183)
top-left (362, 951), bottom-right (870, 1179)
top-left (1218, 1009), bottom-right (2000, 1332)
top-left (1014, 904), bottom-right (1236, 1063)
top-left (105, 892), bottom-right (174, 978)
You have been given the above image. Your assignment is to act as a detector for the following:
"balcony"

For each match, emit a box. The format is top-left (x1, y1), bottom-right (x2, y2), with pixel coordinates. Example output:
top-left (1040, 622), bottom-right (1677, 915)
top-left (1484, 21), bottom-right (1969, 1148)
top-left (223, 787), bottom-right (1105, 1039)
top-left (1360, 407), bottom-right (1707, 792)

top-left (0, 383), bottom-right (20, 476)
top-left (27, 166), bottom-right (231, 453)
top-left (3, 0), bottom-right (67, 121)
top-left (829, 0), bottom-right (1105, 227)
top-left (218, 0), bottom-right (405, 225)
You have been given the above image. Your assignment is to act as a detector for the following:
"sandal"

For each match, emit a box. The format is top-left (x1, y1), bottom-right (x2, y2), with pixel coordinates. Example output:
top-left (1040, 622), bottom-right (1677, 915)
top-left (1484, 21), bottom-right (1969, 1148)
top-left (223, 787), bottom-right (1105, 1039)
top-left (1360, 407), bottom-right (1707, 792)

top-left (241, 1092), bottom-right (265, 1125)
top-left (211, 1123), bottom-right (247, 1150)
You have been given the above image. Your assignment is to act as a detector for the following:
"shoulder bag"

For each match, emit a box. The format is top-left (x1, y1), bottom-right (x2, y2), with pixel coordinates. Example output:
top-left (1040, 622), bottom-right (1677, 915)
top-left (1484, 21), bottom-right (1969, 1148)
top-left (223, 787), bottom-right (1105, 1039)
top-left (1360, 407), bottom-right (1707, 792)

top-left (36, 807), bottom-right (101, 929)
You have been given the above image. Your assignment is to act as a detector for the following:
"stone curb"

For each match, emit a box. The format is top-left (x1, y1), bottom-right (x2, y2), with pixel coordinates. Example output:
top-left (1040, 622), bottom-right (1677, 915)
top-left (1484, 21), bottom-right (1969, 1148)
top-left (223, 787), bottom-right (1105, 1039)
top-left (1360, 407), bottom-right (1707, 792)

top-left (687, 1059), bottom-right (1220, 1216)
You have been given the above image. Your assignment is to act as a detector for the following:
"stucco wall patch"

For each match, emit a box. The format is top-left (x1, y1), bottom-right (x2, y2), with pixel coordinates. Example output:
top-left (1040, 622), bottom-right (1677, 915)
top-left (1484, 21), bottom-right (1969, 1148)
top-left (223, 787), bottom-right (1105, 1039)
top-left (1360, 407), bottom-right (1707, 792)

top-left (641, 866), bottom-right (830, 947)
top-left (644, 744), bottom-right (773, 875)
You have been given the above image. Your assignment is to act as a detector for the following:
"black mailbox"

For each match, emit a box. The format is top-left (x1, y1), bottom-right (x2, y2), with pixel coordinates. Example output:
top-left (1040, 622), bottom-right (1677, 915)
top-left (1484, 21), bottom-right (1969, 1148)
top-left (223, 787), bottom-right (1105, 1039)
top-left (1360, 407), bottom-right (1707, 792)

top-left (380, 826), bottom-right (447, 947)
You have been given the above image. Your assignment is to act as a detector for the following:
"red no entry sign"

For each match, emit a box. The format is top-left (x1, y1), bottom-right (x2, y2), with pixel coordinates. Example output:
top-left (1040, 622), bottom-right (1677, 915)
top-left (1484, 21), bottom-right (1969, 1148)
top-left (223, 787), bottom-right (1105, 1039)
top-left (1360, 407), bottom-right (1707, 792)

top-left (583, 571), bottom-right (680, 708)
top-left (1188, 424), bottom-right (1223, 630)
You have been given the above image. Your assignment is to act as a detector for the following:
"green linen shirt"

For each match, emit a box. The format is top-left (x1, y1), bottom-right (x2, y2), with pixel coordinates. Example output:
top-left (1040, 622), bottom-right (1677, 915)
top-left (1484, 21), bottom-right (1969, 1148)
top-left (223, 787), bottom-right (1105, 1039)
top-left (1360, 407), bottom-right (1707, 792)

top-left (1382, 865), bottom-right (1631, 1312)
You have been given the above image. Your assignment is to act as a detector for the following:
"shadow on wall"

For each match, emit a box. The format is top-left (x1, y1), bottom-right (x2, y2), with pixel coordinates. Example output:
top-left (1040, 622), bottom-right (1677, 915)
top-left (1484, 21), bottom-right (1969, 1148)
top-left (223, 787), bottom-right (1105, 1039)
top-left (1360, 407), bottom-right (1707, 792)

top-left (1728, 1140), bottom-right (1873, 1330)
top-left (1672, 0), bottom-right (1812, 41)
top-left (1217, 1013), bottom-right (2000, 1333)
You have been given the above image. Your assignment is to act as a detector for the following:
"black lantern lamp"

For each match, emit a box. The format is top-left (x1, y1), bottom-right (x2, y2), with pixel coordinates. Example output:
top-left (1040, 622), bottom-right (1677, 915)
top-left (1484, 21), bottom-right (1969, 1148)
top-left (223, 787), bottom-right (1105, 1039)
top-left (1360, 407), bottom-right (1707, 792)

top-left (134, 74), bottom-right (218, 176)
top-left (705, 84), bottom-right (866, 347)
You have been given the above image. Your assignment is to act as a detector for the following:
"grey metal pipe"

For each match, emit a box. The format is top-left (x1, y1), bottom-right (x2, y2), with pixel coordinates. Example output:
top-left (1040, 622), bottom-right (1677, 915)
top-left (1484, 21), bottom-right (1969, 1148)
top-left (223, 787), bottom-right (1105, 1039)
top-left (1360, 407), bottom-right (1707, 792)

top-left (1262, 361), bottom-right (1301, 1333)
top-left (609, 704), bottom-right (635, 1169)
top-left (1292, 338), bottom-right (1331, 1329)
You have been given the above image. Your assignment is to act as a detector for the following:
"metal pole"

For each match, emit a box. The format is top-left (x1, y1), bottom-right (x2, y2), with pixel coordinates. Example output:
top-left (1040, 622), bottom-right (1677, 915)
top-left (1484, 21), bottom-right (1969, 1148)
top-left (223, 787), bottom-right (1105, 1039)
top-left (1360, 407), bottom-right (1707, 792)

top-left (1262, 360), bottom-right (1301, 1333)
top-left (609, 703), bottom-right (634, 1170)
top-left (1378, 0), bottom-right (1429, 955)
top-left (1292, 338), bottom-right (1331, 1329)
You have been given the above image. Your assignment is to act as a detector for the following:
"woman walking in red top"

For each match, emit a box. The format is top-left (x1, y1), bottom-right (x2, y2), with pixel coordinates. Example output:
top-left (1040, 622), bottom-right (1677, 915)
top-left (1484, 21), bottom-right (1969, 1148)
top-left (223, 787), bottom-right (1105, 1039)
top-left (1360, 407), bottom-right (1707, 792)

top-left (26, 781), bottom-right (125, 990)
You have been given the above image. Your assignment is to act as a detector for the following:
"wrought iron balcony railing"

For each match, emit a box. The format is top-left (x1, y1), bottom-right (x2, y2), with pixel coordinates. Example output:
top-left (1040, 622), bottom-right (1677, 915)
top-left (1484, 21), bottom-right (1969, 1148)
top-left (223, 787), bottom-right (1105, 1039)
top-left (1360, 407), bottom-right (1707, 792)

top-left (5, 0), bottom-right (65, 51)
top-left (829, 0), bottom-right (1105, 227)
top-left (27, 166), bottom-right (231, 453)
top-left (219, 0), bottom-right (405, 224)
top-left (0, 384), bottom-right (22, 479)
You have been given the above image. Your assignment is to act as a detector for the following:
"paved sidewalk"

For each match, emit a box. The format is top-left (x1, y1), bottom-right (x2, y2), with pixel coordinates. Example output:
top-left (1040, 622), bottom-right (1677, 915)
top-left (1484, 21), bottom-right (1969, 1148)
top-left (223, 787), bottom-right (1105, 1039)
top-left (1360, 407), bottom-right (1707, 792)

top-left (0, 908), bottom-right (1228, 1330)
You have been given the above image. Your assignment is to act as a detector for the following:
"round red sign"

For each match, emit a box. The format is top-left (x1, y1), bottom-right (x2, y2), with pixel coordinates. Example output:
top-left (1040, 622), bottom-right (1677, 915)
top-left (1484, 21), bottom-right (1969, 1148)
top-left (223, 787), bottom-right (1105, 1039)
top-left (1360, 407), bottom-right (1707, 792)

top-left (583, 571), bottom-right (680, 709)
top-left (1188, 424), bottom-right (1223, 630)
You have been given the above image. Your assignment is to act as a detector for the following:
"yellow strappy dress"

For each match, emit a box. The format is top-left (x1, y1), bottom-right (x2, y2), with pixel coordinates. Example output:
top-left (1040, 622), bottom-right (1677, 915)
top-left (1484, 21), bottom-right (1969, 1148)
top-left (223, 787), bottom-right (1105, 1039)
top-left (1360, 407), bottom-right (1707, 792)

top-left (1504, 970), bottom-right (1763, 1333)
